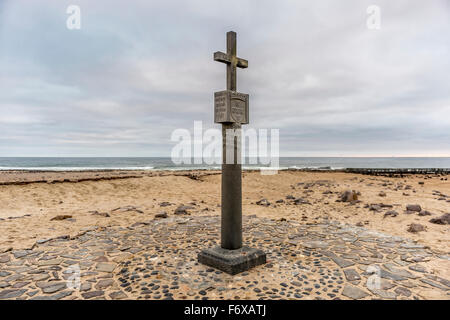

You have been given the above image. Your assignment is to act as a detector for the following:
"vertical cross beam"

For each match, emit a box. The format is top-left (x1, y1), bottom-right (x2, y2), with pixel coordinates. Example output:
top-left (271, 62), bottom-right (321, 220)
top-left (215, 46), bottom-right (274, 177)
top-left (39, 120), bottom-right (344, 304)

top-left (227, 31), bottom-right (237, 91)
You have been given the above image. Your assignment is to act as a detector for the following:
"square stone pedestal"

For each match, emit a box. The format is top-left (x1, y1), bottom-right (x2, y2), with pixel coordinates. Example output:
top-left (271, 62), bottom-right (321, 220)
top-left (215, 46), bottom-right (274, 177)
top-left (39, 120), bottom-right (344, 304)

top-left (198, 246), bottom-right (266, 275)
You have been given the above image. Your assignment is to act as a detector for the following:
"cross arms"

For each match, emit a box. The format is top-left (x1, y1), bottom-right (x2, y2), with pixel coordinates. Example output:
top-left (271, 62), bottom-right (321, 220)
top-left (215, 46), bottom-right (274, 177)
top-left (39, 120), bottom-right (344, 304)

top-left (214, 51), bottom-right (248, 68)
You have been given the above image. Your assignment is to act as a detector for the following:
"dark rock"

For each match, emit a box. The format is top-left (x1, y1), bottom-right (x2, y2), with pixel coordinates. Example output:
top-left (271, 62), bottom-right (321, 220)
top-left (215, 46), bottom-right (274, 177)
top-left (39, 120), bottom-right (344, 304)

top-left (294, 198), bottom-right (310, 205)
top-left (256, 199), bottom-right (270, 207)
top-left (50, 215), bottom-right (72, 221)
top-left (131, 222), bottom-right (149, 228)
top-left (155, 212), bottom-right (168, 219)
top-left (91, 211), bottom-right (110, 217)
top-left (111, 206), bottom-right (144, 214)
top-left (429, 213), bottom-right (450, 225)
top-left (383, 210), bottom-right (398, 218)
top-left (407, 223), bottom-right (426, 233)
top-left (174, 206), bottom-right (193, 215)
top-left (406, 204), bottom-right (421, 212)
top-left (159, 202), bottom-right (171, 207)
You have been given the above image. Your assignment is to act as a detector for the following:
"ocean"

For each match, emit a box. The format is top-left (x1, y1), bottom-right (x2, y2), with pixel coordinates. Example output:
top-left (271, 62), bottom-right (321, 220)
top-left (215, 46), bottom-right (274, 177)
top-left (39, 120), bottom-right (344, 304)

top-left (0, 157), bottom-right (449, 171)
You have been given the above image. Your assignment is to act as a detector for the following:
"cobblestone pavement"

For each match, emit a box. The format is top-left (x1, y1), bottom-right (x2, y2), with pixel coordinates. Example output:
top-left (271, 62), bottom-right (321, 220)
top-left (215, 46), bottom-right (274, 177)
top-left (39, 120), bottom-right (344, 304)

top-left (0, 215), bottom-right (449, 300)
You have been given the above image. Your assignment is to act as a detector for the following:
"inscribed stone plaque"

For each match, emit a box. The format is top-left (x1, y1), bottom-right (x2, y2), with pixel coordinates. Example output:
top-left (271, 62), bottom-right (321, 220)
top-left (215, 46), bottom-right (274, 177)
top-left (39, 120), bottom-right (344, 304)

top-left (214, 90), bottom-right (249, 124)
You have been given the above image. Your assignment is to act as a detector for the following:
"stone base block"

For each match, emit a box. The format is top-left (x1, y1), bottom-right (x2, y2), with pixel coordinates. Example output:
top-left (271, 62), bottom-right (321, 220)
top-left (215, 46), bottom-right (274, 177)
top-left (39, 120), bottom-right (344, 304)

top-left (198, 246), bottom-right (266, 275)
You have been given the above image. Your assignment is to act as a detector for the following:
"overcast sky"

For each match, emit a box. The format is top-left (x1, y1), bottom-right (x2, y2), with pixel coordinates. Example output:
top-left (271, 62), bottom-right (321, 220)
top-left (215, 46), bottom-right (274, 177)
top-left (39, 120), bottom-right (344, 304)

top-left (1, 0), bottom-right (449, 157)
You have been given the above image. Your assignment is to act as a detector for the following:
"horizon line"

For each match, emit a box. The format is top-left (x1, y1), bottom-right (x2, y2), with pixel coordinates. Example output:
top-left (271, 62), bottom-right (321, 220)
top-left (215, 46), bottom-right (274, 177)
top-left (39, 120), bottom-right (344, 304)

top-left (1, 155), bottom-right (450, 158)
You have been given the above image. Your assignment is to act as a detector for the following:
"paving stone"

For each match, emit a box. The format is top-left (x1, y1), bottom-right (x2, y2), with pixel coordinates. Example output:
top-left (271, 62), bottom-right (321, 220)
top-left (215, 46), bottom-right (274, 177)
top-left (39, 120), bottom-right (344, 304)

top-left (33, 274), bottom-right (50, 281)
top-left (51, 290), bottom-right (74, 300)
top-left (96, 279), bottom-right (114, 289)
top-left (424, 275), bottom-right (450, 288)
top-left (109, 291), bottom-right (128, 299)
top-left (12, 281), bottom-right (30, 288)
top-left (12, 250), bottom-right (32, 259)
top-left (302, 241), bottom-right (329, 249)
top-left (82, 290), bottom-right (104, 299)
top-left (0, 289), bottom-right (27, 299)
top-left (5, 274), bottom-right (25, 282)
top-left (408, 265), bottom-right (427, 273)
top-left (369, 288), bottom-right (397, 299)
top-left (343, 269), bottom-right (361, 281)
top-left (96, 262), bottom-right (116, 273)
top-left (383, 263), bottom-right (418, 279)
top-left (377, 269), bottom-right (408, 281)
top-left (394, 287), bottom-right (412, 297)
top-left (37, 258), bottom-right (63, 266)
top-left (342, 285), bottom-right (369, 299)
top-left (27, 290), bottom-right (39, 297)
top-left (80, 282), bottom-right (92, 291)
top-left (323, 252), bottom-right (355, 268)
top-left (378, 279), bottom-right (396, 290)
top-left (420, 279), bottom-right (449, 291)
top-left (37, 281), bottom-right (67, 294)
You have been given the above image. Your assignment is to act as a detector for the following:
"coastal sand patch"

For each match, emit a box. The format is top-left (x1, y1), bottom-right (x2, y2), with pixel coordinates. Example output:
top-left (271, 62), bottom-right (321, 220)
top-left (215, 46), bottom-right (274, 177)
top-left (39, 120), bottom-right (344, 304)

top-left (0, 170), bottom-right (448, 256)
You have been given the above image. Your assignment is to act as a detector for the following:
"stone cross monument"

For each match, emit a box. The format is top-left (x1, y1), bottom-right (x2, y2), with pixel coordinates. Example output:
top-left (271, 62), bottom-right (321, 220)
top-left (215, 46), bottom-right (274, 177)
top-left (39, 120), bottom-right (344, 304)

top-left (198, 31), bottom-right (266, 275)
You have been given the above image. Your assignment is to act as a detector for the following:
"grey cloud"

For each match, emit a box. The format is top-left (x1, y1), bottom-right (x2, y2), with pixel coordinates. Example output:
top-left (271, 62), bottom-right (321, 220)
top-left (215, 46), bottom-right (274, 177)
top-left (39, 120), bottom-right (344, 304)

top-left (0, 0), bottom-right (449, 156)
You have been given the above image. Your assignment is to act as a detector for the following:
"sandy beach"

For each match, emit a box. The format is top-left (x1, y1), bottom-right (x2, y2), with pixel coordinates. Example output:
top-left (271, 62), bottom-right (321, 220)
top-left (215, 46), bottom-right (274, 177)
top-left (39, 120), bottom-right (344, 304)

top-left (0, 169), bottom-right (449, 300)
top-left (1, 170), bottom-right (448, 254)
